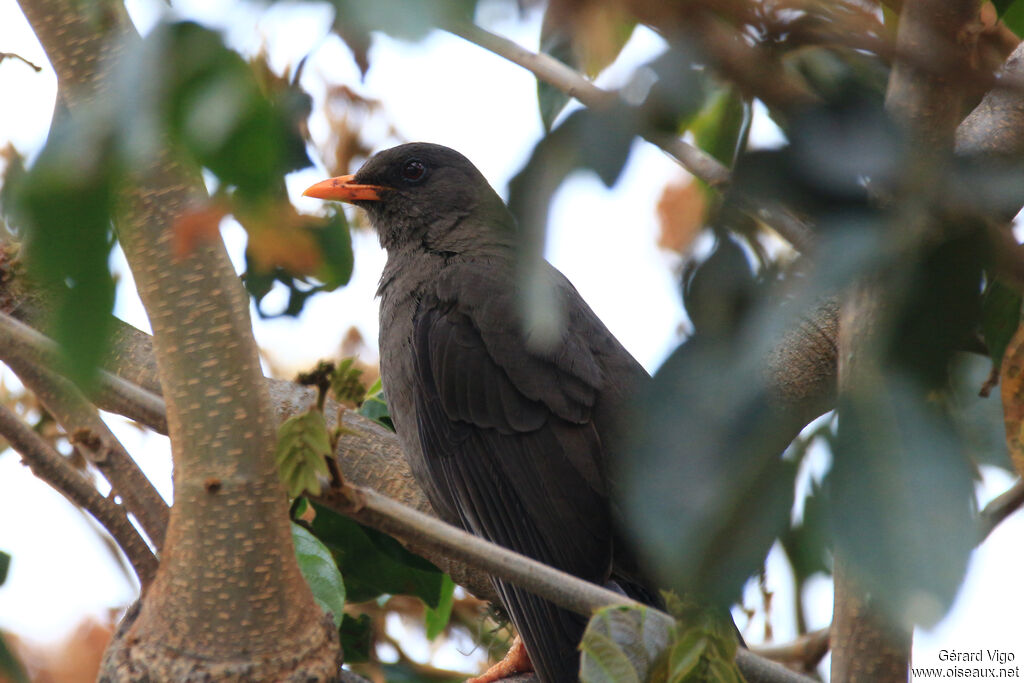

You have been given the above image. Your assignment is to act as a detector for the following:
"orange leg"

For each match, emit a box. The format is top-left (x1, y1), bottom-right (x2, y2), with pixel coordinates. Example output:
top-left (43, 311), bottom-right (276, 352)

top-left (466, 636), bottom-right (532, 683)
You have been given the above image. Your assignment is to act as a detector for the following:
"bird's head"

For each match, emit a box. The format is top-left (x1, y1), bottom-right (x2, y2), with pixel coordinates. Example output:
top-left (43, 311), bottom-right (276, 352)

top-left (303, 142), bottom-right (512, 253)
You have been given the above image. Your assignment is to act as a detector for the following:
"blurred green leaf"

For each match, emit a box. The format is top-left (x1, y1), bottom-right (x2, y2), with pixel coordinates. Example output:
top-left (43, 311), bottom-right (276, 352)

top-left (379, 662), bottom-right (464, 683)
top-left (949, 353), bottom-right (1012, 470)
top-left (982, 279), bottom-right (1021, 370)
top-left (0, 632), bottom-right (28, 683)
top-left (330, 357), bottom-right (366, 405)
top-left (622, 332), bottom-right (798, 608)
top-left (781, 46), bottom-right (889, 104)
top-left (831, 377), bottom-right (975, 626)
top-left (329, 0), bottom-right (476, 55)
top-left (358, 378), bottom-right (395, 431)
top-left (1004, 3), bottom-right (1024, 36)
top-left (293, 522), bottom-right (346, 627)
top-left (687, 85), bottom-right (750, 168)
top-left (122, 21), bottom-right (311, 201)
top-left (424, 574), bottom-right (455, 640)
top-left (780, 478), bottom-right (832, 582)
top-left (0, 551), bottom-right (9, 586)
top-left (339, 612), bottom-right (373, 662)
top-left (536, 4), bottom-right (635, 131)
top-left (311, 208), bottom-right (354, 290)
top-left (308, 501), bottom-right (445, 606)
top-left (14, 110), bottom-right (117, 393)
top-left (275, 410), bottom-right (332, 497)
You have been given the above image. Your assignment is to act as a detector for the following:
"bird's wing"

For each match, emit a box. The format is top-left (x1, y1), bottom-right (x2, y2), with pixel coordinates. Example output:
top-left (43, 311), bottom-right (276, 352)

top-left (413, 288), bottom-right (613, 681)
top-left (433, 262), bottom-right (608, 425)
top-left (412, 294), bottom-right (611, 576)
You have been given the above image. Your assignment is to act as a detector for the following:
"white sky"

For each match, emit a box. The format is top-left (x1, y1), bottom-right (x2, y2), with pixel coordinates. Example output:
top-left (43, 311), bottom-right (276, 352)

top-left (1, 0), bottom-right (1023, 678)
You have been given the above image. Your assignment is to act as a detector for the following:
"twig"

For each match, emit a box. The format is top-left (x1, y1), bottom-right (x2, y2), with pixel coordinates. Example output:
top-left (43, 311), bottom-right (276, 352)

top-left (446, 21), bottom-right (818, 254)
top-left (0, 311), bottom-right (168, 434)
top-left (978, 478), bottom-right (1024, 541)
top-left (0, 51), bottom-right (42, 71)
top-left (750, 627), bottom-right (831, 671)
top-left (0, 403), bottom-right (157, 585)
top-left (0, 341), bottom-right (168, 548)
top-left (445, 21), bottom-right (728, 187)
top-left (315, 482), bottom-right (816, 683)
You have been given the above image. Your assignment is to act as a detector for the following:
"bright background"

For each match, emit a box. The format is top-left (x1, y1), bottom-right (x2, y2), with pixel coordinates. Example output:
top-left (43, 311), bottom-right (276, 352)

top-left (1, 0), bottom-right (1022, 678)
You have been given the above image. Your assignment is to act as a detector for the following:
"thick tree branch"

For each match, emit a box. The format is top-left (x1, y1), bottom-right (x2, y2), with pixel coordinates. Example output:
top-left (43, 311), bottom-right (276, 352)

top-left (0, 403), bottom-right (157, 585)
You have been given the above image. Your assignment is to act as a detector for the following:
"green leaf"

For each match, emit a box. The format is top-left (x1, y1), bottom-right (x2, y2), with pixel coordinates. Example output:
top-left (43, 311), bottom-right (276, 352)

top-left (275, 410), bottom-right (332, 497)
top-left (982, 279), bottom-right (1021, 369)
top-left (424, 574), bottom-right (455, 640)
top-left (308, 501), bottom-right (445, 606)
top-left (580, 605), bottom-right (670, 683)
top-left (536, 3), bottom-right (636, 130)
top-left (1004, 2), bottom-right (1024, 36)
top-left (293, 522), bottom-right (346, 627)
top-left (13, 110), bottom-right (117, 393)
top-left (339, 612), bottom-right (373, 662)
top-left (379, 661), bottom-right (465, 683)
top-left (831, 377), bottom-right (974, 626)
top-left (311, 208), bottom-right (354, 290)
top-left (331, 357), bottom-right (366, 405)
top-left (581, 599), bottom-right (744, 683)
top-left (0, 550), bottom-right (9, 586)
top-left (358, 378), bottom-right (394, 431)
top-left (121, 21), bottom-right (311, 201)
top-left (780, 478), bottom-right (832, 583)
top-left (0, 633), bottom-right (28, 683)
top-left (622, 333), bottom-right (798, 607)
top-left (993, 0), bottom-right (1019, 18)
top-left (329, 0), bottom-right (477, 44)
top-left (687, 85), bottom-right (750, 168)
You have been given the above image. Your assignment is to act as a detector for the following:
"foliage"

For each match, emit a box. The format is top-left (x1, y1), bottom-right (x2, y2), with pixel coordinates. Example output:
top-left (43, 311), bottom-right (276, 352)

top-left (275, 409), bottom-right (333, 497)
top-left (6, 0), bottom-right (1024, 679)
top-left (579, 594), bottom-right (744, 683)
top-left (293, 522), bottom-right (347, 627)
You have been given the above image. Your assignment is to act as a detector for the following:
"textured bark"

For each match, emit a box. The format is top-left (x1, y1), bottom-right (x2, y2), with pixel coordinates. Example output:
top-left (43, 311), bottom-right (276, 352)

top-left (832, 288), bottom-right (912, 683)
top-left (828, 3), bottom-right (980, 682)
top-left (885, 0), bottom-right (982, 150)
top-left (832, 552), bottom-right (912, 683)
top-left (15, 0), bottom-right (340, 678)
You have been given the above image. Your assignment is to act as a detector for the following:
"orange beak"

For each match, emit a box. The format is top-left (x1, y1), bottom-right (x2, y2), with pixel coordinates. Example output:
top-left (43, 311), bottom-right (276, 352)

top-left (302, 174), bottom-right (386, 202)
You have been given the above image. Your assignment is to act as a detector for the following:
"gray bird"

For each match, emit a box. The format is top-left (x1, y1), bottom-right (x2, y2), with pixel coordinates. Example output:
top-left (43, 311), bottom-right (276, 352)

top-left (304, 143), bottom-right (659, 682)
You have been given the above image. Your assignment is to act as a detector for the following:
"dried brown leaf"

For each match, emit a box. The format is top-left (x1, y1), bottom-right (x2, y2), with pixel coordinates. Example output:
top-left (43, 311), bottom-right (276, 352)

top-left (656, 177), bottom-right (707, 254)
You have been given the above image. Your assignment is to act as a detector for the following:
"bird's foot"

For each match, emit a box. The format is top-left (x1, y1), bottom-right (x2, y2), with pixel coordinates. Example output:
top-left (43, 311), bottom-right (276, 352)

top-left (466, 636), bottom-right (532, 683)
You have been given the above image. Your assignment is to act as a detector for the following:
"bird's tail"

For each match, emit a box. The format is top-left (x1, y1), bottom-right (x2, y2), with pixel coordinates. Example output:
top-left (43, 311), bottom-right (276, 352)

top-left (493, 578), bottom-right (586, 683)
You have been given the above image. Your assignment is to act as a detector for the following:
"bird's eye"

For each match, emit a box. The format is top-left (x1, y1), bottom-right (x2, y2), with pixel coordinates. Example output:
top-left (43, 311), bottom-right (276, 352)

top-left (401, 159), bottom-right (426, 182)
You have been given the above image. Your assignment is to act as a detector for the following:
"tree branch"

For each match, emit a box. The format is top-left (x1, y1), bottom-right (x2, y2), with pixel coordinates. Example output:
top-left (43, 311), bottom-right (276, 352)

top-left (0, 330), bottom-right (168, 549)
top-left (314, 482), bottom-right (817, 683)
top-left (750, 627), bottom-right (831, 672)
top-left (445, 20), bottom-right (819, 254)
top-left (0, 403), bottom-right (157, 585)
top-left (978, 477), bottom-right (1024, 541)
top-left (0, 311), bottom-right (167, 434)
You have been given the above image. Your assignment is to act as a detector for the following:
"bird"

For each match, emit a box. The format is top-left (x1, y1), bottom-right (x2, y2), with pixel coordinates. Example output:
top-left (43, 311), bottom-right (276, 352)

top-left (304, 142), bottom-right (660, 682)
